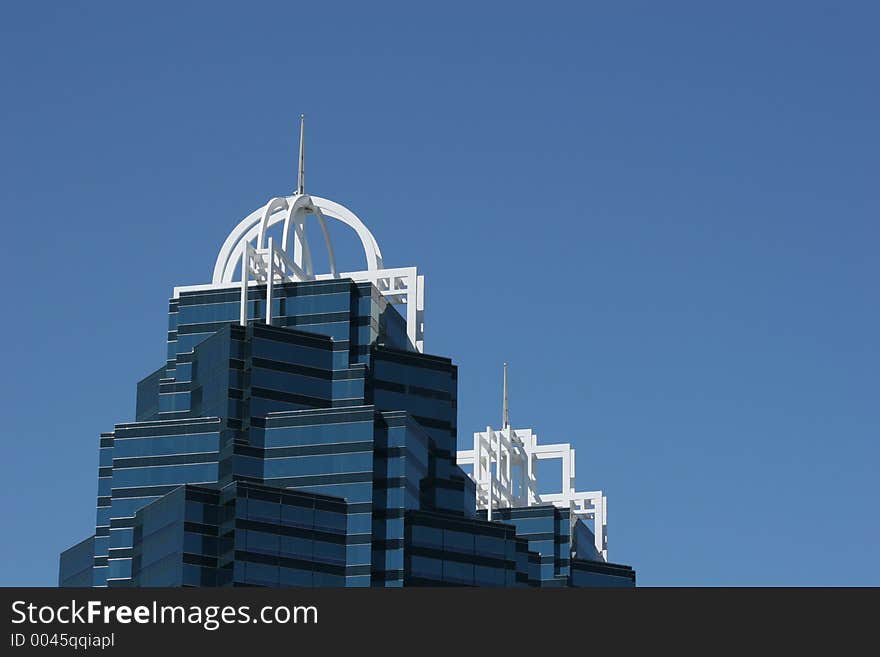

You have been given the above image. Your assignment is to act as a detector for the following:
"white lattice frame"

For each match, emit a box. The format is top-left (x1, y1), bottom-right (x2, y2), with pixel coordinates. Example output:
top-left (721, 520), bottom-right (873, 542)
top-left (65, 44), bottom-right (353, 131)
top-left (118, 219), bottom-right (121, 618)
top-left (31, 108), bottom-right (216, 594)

top-left (457, 427), bottom-right (608, 561)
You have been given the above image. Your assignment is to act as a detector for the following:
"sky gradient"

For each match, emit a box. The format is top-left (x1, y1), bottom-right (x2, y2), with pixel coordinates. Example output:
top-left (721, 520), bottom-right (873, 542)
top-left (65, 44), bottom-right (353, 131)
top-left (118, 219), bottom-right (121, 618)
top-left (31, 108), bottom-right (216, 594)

top-left (1, 1), bottom-right (877, 586)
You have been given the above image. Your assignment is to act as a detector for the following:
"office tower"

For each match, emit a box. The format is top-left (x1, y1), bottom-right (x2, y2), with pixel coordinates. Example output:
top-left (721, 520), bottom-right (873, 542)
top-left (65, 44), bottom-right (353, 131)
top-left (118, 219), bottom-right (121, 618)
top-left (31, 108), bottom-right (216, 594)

top-left (59, 118), bottom-right (635, 587)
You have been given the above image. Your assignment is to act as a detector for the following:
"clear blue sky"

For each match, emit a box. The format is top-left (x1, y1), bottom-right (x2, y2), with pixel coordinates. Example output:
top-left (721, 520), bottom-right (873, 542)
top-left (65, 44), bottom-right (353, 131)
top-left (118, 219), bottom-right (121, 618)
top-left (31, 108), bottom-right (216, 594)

top-left (1, 1), bottom-right (877, 586)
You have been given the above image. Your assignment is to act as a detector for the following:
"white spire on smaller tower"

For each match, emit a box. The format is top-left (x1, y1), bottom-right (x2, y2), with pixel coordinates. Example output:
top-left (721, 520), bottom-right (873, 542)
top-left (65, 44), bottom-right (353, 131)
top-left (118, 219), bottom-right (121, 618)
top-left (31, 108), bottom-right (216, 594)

top-left (502, 362), bottom-right (510, 430)
top-left (297, 113), bottom-right (305, 195)
top-left (457, 361), bottom-right (610, 560)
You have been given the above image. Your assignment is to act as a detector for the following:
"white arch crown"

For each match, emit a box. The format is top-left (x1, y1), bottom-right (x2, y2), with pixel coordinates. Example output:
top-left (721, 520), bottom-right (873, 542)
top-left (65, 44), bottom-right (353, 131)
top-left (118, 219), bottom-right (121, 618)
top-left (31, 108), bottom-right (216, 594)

top-left (174, 192), bottom-right (424, 352)
top-left (212, 194), bottom-right (385, 285)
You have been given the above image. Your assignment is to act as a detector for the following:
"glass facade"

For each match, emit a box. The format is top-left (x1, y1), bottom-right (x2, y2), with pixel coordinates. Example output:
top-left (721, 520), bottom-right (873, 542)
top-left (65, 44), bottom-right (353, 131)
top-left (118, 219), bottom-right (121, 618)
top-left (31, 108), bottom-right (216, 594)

top-left (58, 535), bottom-right (94, 588)
top-left (59, 277), bottom-right (635, 587)
top-left (404, 510), bottom-right (525, 586)
top-left (481, 506), bottom-right (572, 586)
top-left (123, 481), bottom-right (356, 587)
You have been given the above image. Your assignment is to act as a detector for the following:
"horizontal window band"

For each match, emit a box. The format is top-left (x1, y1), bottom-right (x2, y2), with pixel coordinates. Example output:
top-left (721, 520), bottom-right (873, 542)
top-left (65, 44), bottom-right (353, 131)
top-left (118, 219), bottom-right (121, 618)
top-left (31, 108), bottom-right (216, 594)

top-left (253, 356), bottom-right (366, 382)
top-left (490, 506), bottom-right (569, 520)
top-left (235, 518), bottom-right (366, 545)
top-left (177, 280), bottom-right (357, 307)
top-left (107, 548), bottom-right (134, 559)
top-left (345, 534), bottom-right (374, 546)
top-left (330, 399), bottom-right (368, 409)
top-left (176, 321), bottom-right (235, 336)
top-left (184, 488), bottom-right (222, 504)
top-left (377, 482), bottom-right (422, 503)
top-left (251, 322), bottom-right (335, 349)
top-left (233, 482), bottom-right (348, 510)
top-left (233, 549), bottom-right (370, 577)
top-left (400, 576), bottom-right (475, 588)
top-left (332, 368), bottom-right (367, 381)
top-left (570, 558), bottom-right (636, 578)
top-left (184, 521), bottom-right (219, 537)
top-left (176, 292), bottom-right (242, 306)
top-left (372, 379), bottom-right (404, 394)
top-left (372, 378), bottom-right (452, 401)
top-left (406, 545), bottom-right (517, 571)
top-left (182, 552), bottom-right (217, 567)
top-left (110, 517), bottom-right (135, 529)
top-left (236, 441), bottom-right (373, 459)
top-left (372, 346), bottom-right (455, 371)
top-left (250, 386), bottom-right (331, 408)
top-left (111, 485), bottom-right (181, 498)
top-left (278, 311), bottom-right (351, 327)
top-left (115, 417), bottom-right (219, 432)
top-left (372, 508), bottom-right (405, 520)
top-left (112, 452), bottom-right (219, 469)
top-left (347, 502), bottom-right (373, 514)
top-left (254, 406), bottom-right (375, 429)
top-left (371, 569), bottom-right (404, 582)
top-left (261, 471), bottom-right (374, 488)
top-left (517, 532), bottom-right (557, 542)
top-left (405, 511), bottom-right (516, 539)
top-left (373, 477), bottom-right (406, 491)
top-left (252, 357), bottom-right (333, 381)
top-left (158, 382), bottom-right (192, 393)
top-left (114, 424), bottom-right (222, 440)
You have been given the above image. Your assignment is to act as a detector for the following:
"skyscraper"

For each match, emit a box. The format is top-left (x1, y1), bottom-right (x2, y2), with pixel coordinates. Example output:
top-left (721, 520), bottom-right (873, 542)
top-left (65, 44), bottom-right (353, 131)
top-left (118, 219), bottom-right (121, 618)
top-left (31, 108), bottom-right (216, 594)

top-left (59, 118), bottom-right (635, 587)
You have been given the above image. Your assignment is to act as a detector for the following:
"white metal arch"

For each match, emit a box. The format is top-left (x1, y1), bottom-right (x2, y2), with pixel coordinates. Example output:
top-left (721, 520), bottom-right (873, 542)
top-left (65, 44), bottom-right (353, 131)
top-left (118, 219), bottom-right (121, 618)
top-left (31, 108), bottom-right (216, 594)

top-left (212, 194), bottom-right (384, 284)
top-left (272, 195), bottom-right (315, 277)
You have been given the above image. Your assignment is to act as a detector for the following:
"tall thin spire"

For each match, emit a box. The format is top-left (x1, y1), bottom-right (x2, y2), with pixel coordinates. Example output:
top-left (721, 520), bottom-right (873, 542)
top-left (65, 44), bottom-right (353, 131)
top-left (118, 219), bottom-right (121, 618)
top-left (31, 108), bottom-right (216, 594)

top-left (297, 113), bottom-right (305, 195)
top-left (502, 362), bottom-right (509, 430)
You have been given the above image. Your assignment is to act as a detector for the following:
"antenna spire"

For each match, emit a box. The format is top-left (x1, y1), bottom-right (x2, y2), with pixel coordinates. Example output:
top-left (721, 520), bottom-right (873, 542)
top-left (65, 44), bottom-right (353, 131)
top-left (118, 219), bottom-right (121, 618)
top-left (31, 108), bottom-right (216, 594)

top-left (297, 113), bottom-right (305, 195)
top-left (502, 362), bottom-right (510, 430)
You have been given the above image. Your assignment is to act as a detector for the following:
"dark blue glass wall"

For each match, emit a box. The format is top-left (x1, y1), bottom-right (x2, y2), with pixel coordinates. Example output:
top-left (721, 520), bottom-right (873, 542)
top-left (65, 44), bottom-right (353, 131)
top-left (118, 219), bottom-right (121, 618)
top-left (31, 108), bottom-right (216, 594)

top-left (58, 535), bottom-right (94, 587)
top-left (482, 506), bottom-right (571, 586)
top-left (403, 510), bottom-right (525, 586)
top-left (118, 481), bottom-right (355, 587)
